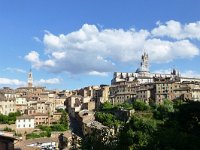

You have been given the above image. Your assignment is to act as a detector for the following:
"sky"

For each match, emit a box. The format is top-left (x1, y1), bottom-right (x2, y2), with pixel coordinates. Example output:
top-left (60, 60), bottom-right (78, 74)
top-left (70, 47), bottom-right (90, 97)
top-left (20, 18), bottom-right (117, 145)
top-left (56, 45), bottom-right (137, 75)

top-left (0, 0), bottom-right (200, 90)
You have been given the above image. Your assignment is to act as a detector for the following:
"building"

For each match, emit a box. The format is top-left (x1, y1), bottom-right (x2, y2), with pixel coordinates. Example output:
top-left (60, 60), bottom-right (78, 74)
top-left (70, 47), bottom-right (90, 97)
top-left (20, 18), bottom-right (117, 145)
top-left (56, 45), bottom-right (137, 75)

top-left (110, 52), bottom-right (200, 104)
top-left (93, 85), bottom-right (110, 108)
top-left (34, 113), bottom-right (50, 126)
top-left (15, 97), bottom-right (28, 114)
top-left (16, 115), bottom-right (34, 129)
top-left (28, 69), bottom-right (33, 87)
top-left (0, 93), bottom-right (16, 115)
top-left (82, 120), bottom-right (109, 136)
top-left (66, 95), bottom-right (82, 118)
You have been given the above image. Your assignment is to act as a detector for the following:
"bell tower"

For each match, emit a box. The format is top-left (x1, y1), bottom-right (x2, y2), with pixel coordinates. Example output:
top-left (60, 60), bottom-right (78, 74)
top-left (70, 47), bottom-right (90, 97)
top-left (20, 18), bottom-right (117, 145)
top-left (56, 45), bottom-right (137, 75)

top-left (136, 51), bottom-right (150, 73)
top-left (28, 69), bottom-right (33, 87)
top-left (141, 52), bottom-right (149, 72)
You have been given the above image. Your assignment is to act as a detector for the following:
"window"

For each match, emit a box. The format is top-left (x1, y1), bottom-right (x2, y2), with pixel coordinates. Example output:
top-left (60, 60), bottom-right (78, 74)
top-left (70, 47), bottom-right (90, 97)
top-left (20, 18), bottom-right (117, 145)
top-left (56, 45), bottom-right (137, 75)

top-left (18, 125), bottom-right (20, 128)
top-left (23, 125), bottom-right (25, 127)
top-left (29, 124), bottom-right (31, 127)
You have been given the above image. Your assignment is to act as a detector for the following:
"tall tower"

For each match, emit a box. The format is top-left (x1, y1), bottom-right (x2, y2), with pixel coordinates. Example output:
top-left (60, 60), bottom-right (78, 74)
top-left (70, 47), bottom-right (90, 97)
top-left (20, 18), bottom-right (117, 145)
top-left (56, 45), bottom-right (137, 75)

top-left (28, 69), bottom-right (33, 87)
top-left (141, 52), bottom-right (149, 71)
top-left (136, 52), bottom-right (150, 73)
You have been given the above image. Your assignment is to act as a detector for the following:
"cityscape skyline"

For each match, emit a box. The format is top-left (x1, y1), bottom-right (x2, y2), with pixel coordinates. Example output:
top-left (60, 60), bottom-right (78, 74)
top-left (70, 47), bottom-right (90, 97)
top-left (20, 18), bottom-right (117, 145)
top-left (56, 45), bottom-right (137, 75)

top-left (0, 0), bottom-right (200, 90)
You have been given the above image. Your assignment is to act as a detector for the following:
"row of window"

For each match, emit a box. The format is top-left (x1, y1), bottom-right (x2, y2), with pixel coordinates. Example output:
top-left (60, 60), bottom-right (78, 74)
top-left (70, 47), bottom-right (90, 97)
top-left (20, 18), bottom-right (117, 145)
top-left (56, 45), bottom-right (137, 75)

top-left (18, 124), bottom-right (32, 128)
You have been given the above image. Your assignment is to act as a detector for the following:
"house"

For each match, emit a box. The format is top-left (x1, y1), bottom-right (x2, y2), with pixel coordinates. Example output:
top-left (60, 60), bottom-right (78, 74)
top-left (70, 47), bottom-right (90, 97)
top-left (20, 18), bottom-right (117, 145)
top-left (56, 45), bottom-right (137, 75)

top-left (16, 115), bottom-right (34, 129)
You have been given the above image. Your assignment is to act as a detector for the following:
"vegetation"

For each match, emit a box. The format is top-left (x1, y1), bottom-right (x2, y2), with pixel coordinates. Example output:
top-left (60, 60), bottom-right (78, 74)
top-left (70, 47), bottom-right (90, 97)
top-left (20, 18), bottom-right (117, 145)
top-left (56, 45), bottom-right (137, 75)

top-left (26, 110), bottom-right (69, 139)
top-left (3, 126), bottom-right (15, 132)
top-left (132, 100), bottom-right (150, 111)
top-left (95, 112), bottom-right (122, 128)
top-left (26, 131), bottom-right (51, 139)
top-left (0, 111), bottom-right (21, 124)
top-left (82, 100), bottom-right (200, 150)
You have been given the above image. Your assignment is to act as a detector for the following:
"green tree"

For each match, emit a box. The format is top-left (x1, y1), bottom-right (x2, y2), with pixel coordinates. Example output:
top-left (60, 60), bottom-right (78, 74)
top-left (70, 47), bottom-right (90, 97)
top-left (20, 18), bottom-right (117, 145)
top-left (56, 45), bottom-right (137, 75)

top-left (102, 102), bottom-right (114, 110)
top-left (60, 111), bottom-right (69, 129)
top-left (132, 100), bottom-right (150, 111)
top-left (153, 100), bottom-right (174, 120)
top-left (118, 115), bottom-right (157, 150)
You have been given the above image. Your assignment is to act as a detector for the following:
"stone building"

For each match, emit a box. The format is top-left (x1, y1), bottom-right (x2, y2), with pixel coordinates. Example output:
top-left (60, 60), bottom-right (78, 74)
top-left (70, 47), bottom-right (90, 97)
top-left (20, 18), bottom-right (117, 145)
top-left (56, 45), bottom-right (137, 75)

top-left (0, 93), bottom-right (16, 115)
top-left (16, 115), bottom-right (35, 129)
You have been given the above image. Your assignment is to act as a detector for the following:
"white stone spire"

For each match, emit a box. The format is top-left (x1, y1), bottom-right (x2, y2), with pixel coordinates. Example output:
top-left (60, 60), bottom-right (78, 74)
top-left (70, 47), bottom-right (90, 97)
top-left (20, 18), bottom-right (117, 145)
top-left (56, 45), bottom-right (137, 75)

top-left (28, 69), bottom-right (33, 87)
top-left (136, 52), bottom-right (150, 73)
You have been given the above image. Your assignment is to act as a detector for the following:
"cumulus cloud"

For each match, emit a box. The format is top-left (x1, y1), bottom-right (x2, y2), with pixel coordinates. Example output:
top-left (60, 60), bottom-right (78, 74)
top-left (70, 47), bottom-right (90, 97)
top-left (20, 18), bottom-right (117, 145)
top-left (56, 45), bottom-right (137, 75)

top-left (88, 71), bottom-right (108, 76)
top-left (25, 51), bottom-right (55, 69)
top-left (35, 78), bottom-right (61, 85)
top-left (0, 78), bottom-right (26, 86)
top-left (152, 20), bottom-right (200, 40)
top-left (5, 67), bottom-right (26, 73)
top-left (33, 37), bottom-right (42, 43)
top-left (181, 70), bottom-right (200, 78)
top-left (25, 22), bottom-right (200, 74)
top-left (145, 39), bottom-right (199, 62)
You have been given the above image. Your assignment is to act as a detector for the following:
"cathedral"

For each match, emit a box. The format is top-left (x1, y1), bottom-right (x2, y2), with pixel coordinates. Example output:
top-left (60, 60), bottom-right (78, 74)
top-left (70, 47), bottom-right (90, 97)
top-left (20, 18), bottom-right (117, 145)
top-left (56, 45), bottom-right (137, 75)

top-left (111, 52), bottom-right (200, 85)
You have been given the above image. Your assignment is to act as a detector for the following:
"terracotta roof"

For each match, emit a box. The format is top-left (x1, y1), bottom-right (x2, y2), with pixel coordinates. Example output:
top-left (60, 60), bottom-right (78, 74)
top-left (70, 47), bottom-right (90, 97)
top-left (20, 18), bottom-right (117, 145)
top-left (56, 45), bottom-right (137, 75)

top-left (17, 115), bottom-right (34, 120)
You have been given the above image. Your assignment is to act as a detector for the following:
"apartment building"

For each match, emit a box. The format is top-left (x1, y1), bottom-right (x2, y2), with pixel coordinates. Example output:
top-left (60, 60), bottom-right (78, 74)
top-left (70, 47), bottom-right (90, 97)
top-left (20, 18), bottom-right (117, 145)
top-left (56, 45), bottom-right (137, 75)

top-left (16, 115), bottom-right (34, 129)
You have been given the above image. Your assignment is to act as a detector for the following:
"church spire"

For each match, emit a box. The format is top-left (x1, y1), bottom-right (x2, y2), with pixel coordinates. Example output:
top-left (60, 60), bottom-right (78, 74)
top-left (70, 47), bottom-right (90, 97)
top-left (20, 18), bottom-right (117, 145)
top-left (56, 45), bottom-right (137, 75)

top-left (28, 69), bottom-right (33, 87)
top-left (136, 51), bottom-right (150, 73)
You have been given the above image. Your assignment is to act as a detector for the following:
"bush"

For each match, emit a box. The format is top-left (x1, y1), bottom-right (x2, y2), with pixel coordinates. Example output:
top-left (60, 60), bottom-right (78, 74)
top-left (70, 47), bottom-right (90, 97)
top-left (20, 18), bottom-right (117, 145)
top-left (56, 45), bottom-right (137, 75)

top-left (95, 112), bottom-right (121, 128)
top-left (51, 124), bottom-right (67, 131)
top-left (133, 100), bottom-right (150, 111)
top-left (3, 127), bottom-right (14, 132)
top-left (101, 102), bottom-right (114, 110)
top-left (26, 131), bottom-right (51, 139)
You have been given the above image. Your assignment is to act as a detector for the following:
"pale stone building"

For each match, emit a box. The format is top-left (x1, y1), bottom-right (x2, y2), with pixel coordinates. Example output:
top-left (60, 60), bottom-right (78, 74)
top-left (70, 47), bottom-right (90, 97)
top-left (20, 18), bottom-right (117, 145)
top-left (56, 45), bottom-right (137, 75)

top-left (16, 115), bottom-right (34, 129)
top-left (0, 94), bottom-right (16, 115)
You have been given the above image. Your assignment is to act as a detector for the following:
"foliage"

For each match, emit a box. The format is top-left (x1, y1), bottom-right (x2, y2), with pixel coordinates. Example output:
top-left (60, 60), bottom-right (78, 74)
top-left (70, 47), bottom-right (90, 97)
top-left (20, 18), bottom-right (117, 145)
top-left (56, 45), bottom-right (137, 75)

top-left (60, 110), bottom-right (69, 129)
top-left (153, 99), bottom-right (174, 120)
top-left (14, 132), bottom-right (22, 137)
top-left (0, 111), bottom-right (21, 124)
top-left (26, 131), bottom-right (51, 139)
top-left (118, 102), bottom-right (133, 110)
top-left (101, 102), bottom-right (114, 111)
top-left (56, 108), bottom-right (65, 113)
top-left (83, 100), bottom-right (200, 150)
top-left (132, 100), bottom-right (150, 111)
top-left (118, 115), bottom-right (157, 150)
top-left (95, 112), bottom-right (122, 128)
top-left (3, 126), bottom-right (14, 132)
top-left (81, 128), bottom-right (117, 150)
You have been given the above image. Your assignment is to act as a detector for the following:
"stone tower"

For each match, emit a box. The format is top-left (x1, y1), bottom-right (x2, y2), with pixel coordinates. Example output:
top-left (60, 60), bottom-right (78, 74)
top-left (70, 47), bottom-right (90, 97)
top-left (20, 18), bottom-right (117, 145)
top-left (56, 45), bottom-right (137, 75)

top-left (28, 69), bottom-right (33, 87)
top-left (136, 52), bottom-right (150, 73)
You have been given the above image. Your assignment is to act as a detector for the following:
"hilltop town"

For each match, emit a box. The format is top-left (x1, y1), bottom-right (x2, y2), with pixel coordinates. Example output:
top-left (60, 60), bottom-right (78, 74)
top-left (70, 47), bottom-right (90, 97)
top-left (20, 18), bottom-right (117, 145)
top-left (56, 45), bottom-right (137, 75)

top-left (0, 53), bottom-right (200, 149)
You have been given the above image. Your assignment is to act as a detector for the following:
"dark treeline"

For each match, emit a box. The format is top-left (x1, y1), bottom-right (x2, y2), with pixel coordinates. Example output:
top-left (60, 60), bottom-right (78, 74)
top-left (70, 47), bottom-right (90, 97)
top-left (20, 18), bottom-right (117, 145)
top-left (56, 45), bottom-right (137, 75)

top-left (81, 100), bottom-right (200, 150)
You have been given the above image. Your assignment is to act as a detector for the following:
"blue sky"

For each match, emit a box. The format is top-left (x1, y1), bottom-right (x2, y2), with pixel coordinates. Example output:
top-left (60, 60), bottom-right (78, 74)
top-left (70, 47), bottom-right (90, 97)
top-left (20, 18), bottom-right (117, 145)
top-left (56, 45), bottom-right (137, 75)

top-left (0, 0), bottom-right (200, 90)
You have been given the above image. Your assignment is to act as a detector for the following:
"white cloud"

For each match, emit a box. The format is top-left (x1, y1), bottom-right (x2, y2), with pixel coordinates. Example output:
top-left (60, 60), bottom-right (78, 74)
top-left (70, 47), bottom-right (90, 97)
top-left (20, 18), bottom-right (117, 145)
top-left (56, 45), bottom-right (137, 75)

top-left (181, 70), bottom-right (200, 78)
top-left (0, 78), bottom-right (26, 86)
top-left (5, 67), bottom-right (26, 73)
top-left (152, 20), bottom-right (200, 40)
top-left (88, 71), bottom-right (108, 76)
top-left (25, 51), bottom-right (40, 63)
top-left (153, 69), bottom-right (200, 78)
top-left (153, 69), bottom-right (172, 74)
top-left (25, 22), bottom-right (200, 74)
top-left (33, 37), bottom-right (42, 43)
top-left (25, 51), bottom-right (55, 69)
top-left (35, 78), bottom-right (61, 85)
top-left (144, 39), bottom-right (199, 63)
